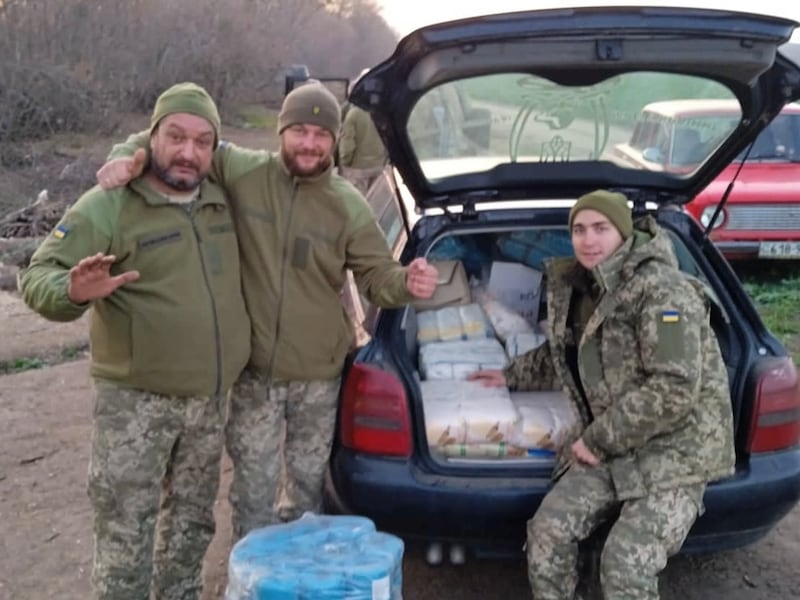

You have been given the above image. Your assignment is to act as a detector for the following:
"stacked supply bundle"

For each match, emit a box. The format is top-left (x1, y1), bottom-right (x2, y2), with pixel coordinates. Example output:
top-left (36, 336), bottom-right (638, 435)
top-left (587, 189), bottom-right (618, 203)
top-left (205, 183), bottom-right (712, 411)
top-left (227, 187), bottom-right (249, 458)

top-left (510, 391), bottom-right (577, 457)
top-left (225, 513), bottom-right (404, 600)
top-left (421, 379), bottom-right (524, 458)
top-left (416, 302), bottom-right (494, 345)
top-left (419, 338), bottom-right (509, 380)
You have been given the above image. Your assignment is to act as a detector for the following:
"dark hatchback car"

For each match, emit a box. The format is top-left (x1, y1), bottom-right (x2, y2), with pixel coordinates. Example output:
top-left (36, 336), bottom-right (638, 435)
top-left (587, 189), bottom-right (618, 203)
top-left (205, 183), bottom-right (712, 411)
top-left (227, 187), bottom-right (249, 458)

top-left (325, 7), bottom-right (800, 562)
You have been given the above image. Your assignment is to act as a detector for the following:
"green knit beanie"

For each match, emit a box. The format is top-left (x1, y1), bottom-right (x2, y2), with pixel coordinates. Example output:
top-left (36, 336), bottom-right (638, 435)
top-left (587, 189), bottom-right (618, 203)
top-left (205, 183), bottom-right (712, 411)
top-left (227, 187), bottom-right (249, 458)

top-left (569, 189), bottom-right (633, 239)
top-left (150, 82), bottom-right (221, 148)
top-left (278, 82), bottom-right (341, 137)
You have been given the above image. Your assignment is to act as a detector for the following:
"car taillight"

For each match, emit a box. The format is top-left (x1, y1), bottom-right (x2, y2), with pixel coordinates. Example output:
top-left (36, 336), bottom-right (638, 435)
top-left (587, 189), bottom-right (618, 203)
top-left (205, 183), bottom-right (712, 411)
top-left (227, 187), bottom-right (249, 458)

top-left (340, 363), bottom-right (412, 457)
top-left (747, 357), bottom-right (800, 453)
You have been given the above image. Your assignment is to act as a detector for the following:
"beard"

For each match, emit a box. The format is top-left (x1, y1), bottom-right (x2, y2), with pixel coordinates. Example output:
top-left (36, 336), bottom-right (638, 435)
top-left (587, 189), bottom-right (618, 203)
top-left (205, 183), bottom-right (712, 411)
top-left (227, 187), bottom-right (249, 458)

top-left (281, 146), bottom-right (332, 178)
top-left (150, 152), bottom-right (207, 192)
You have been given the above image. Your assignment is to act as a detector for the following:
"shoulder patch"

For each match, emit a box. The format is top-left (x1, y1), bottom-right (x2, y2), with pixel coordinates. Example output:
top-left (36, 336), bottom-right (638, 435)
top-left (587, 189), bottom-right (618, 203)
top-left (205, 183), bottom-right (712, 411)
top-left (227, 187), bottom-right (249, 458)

top-left (661, 310), bottom-right (680, 323)
top-left (53, 224), bottom-right (69, 239)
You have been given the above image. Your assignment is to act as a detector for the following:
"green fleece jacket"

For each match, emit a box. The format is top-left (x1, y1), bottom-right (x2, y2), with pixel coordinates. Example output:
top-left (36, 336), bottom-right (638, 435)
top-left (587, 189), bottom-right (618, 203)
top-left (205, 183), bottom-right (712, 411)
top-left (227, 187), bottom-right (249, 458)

top-left (338, 105), bottom-right (388, 169)
top-left (19, 178), bottom-right (251, 396)
top-left (110, 133), bottom-right (411, 381)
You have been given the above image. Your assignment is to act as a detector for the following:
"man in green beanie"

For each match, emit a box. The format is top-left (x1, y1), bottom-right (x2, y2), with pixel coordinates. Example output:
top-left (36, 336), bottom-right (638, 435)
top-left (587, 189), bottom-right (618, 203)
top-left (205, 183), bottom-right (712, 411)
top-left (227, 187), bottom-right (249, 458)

top-left (469, 189), bottom-right (734, 600)
top-left (97, 81), bottom-right (439, 541)
top-left (20, 82), bottom-right (250, 600)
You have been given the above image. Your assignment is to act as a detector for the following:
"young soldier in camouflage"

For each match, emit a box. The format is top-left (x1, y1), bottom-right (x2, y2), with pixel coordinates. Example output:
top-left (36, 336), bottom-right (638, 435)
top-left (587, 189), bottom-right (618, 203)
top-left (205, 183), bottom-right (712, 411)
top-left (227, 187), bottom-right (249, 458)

top-left (19, 83), bottom-right (250, 600)
top-left (469, 189), bottom-right (735, 600)
top-left (96, 82), bottom-right (439, 541)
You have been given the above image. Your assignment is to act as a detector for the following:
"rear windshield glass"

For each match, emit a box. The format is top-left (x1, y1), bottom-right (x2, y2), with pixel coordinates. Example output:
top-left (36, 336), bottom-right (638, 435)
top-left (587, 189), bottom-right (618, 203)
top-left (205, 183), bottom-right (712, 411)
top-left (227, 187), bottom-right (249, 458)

top-left (406, 72), bottom-right (741, 180)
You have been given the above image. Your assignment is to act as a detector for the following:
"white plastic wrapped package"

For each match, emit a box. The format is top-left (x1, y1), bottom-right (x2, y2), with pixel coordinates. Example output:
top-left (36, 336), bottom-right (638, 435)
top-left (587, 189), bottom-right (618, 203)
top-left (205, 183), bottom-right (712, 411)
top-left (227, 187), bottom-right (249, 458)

top-left (419, 338), bottom-right (508, 380)
top-left (505, 331), bottom-right (547, 357)
top-left (416, 303), bottom-right (494, 345)
top-left (225, 513), bottom-right (404, 600)
top-left (473, 288), bottom-right (535, 342)
top-left (421, 379), bottom-right (520, 446)
top-left (510, 391), bottom-right (577, 450)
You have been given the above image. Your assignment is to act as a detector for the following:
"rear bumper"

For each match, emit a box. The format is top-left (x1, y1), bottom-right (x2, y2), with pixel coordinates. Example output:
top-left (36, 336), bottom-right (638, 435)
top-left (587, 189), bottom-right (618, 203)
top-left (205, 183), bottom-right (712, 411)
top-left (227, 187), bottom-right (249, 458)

top-left (325, 448), bottom-right (800, 554)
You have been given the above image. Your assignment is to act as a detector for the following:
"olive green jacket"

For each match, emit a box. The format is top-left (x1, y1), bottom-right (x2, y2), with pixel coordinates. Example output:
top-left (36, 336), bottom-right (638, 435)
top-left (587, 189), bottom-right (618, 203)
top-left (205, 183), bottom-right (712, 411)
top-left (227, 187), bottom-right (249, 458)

top-left (110, 133), bottom-right (411, 381)
top-left (338, 105), bottom-right (388, 169)
top-left (19, 179), bottom-right (251, 396)
top-left (504, 217), bottom-right (735, 495)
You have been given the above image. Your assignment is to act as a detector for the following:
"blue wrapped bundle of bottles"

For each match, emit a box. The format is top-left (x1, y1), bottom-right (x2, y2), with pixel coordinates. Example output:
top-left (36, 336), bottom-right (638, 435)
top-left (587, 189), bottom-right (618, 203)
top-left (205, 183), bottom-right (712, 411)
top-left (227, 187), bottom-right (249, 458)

top-left (225, 514), bottom-right (404, 600)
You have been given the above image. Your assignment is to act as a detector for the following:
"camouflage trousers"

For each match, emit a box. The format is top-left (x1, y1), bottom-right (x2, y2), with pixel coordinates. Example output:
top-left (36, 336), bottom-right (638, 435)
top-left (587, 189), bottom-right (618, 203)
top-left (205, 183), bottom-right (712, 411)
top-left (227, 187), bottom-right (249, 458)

top-left (339, 166), bottom-right (384, 196)
top-left (225, 369), bottom-right (340, 540)
top-left (88, 379), bottom-right (226, 600)
top-left (526, 463), bottom-right (704, 600)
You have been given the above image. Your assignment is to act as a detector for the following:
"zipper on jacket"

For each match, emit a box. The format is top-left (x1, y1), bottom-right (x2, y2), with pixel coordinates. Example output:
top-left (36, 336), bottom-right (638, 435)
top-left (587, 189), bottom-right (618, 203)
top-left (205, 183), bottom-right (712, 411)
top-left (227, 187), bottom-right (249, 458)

top-left (185, 203), bottom-right (224, 395)
top-left (266, 181), bottom-right (298, 381)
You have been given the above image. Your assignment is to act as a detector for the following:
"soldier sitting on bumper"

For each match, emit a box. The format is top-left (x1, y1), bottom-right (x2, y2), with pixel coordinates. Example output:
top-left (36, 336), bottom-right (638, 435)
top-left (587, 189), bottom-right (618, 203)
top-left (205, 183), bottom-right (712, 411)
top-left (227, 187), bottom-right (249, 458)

top-left (469, 189), bottom-right (735, 600)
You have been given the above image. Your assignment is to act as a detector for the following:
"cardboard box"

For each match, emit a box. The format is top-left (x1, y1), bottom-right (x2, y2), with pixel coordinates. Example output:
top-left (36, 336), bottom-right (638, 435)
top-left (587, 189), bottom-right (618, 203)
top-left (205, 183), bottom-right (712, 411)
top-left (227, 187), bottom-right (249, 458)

top-left (487, 261), bottom-right (543, 326)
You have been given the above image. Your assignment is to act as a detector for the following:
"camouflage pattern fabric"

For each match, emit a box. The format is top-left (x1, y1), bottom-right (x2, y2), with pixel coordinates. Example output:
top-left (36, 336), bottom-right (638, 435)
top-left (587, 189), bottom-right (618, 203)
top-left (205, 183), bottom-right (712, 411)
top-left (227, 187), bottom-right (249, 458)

top-left (88, 379), bottom-right (226, 600)
top-left (225, 369), bottom-right (341, 539)
top-left (527, 463), bottom-right (704, 600)
top-left (504, 216), bottom-right (735, 489)
top-left (502, 216), bottom-right (734, 598)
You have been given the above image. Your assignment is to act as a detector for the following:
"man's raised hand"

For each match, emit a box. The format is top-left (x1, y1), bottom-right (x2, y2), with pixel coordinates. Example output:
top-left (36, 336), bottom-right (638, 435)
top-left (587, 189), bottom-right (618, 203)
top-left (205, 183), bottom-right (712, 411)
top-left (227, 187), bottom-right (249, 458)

top-left (67, 253), bottom-right (140, 304)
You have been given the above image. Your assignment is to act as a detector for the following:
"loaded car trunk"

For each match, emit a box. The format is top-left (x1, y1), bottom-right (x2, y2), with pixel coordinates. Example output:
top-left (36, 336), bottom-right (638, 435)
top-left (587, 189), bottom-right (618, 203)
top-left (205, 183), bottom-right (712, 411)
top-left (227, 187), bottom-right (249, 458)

top-left (391, 215), bottom-right (744, 469)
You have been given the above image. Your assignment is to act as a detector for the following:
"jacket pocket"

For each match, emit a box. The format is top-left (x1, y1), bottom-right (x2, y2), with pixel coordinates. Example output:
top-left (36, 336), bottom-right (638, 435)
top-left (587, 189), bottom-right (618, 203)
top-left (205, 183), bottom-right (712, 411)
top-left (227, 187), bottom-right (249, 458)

top-left (578, 337), bottom-right (603, 386)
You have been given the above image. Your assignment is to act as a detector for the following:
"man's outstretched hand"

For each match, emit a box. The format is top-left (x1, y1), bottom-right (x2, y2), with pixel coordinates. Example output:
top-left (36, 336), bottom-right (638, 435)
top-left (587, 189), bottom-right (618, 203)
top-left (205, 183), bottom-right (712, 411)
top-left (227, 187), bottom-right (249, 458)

top-left (96, 148), bottom-right (147, 190)
top-left (68, 253), bottom-right (140, 304)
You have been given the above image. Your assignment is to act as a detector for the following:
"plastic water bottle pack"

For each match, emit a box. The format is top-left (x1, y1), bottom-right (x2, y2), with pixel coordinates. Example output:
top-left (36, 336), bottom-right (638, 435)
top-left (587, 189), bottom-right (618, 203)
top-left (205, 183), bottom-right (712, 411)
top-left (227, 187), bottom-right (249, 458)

top-left (225, 513), bottom-right (404, 600)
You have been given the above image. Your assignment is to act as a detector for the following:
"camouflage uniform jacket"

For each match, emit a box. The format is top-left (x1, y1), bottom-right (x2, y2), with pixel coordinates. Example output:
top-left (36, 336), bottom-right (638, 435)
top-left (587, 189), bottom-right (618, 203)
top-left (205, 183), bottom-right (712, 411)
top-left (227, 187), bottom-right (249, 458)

top-left (109, 133), bottom-right (411, 381)
top-left (504, 216), bottom-right (735, 495)
top-left (19, 178), bottom-right (251, 397)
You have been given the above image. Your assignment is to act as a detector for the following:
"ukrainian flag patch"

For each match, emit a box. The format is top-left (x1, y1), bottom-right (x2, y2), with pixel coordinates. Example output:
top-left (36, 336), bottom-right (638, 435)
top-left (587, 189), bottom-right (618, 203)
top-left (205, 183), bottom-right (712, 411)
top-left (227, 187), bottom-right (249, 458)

top-left (53, 224), bottom-right (69, 239)
top-left (661, 310), bottom-right (680, 323)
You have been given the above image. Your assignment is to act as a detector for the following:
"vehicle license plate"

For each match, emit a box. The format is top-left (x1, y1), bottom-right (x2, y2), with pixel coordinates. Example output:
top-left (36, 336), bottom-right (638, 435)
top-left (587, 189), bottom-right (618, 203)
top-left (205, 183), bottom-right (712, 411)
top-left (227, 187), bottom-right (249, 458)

top-left (758, 241), bottom-right (800, 258)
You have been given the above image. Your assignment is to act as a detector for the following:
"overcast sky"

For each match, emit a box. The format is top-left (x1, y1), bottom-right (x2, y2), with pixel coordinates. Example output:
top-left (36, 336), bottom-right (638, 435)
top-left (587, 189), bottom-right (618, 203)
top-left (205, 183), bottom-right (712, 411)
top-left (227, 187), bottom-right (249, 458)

top-left (379, 1), bottom-right (800, 42)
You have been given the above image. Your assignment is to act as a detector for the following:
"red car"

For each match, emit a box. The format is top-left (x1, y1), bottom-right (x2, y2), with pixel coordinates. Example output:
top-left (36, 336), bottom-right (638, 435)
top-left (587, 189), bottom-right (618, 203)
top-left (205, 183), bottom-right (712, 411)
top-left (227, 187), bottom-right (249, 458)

top-left (689, 103), bottom-right (800, 259)
top-left (610, 99), bottom-right (800, 259)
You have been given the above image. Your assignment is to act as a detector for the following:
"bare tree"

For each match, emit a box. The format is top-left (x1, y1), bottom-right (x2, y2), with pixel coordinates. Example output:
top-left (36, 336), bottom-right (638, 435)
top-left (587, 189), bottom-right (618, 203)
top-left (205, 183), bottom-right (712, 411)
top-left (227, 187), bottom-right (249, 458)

top-left (0, 0), bottom-right (399, 146)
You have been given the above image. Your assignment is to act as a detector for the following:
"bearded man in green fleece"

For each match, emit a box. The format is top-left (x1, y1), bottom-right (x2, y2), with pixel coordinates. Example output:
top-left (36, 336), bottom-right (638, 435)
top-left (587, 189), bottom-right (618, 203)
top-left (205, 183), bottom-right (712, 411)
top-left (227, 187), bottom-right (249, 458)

top-left (96, 81), bottom-right (439, 540)
top-left (469, 190), bottom-right (735, 600)
top-left (19, 83), bottom-right (250, 599)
